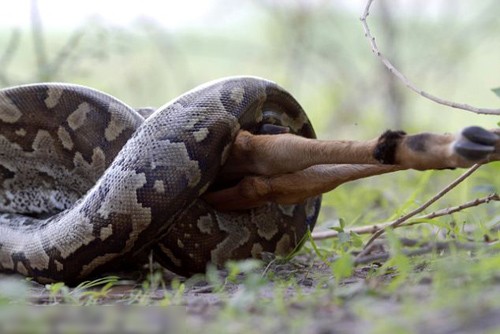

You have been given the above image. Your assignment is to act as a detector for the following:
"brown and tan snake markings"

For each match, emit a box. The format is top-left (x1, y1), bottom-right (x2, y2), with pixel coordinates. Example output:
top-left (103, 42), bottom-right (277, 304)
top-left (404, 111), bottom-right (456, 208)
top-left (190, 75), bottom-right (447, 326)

top-left (0, 77), bottom-right (319, 283)
top-left (0, 77), bottom-right (498, 284)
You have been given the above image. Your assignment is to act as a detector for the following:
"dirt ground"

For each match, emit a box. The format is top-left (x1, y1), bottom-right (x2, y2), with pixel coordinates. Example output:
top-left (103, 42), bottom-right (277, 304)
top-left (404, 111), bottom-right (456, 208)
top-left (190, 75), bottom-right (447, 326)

top-left (2, 252), bottom-right (499, 334)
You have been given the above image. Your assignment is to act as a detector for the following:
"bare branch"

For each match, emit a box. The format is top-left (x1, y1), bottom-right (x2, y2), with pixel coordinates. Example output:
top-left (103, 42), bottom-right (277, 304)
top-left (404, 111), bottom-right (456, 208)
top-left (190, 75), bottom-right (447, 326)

top-left (29, 0), bottom-right (91, 81)
top-left (355, 164), bottom-right (482, 259)
top-left (312, 193), bottom-right (500, 240)
top-left (416, 193), bottom-right (499, 221)
top-left (49, 27), bottom-right (87, 78)
top-left (360, 0), bottom-right (500, 115)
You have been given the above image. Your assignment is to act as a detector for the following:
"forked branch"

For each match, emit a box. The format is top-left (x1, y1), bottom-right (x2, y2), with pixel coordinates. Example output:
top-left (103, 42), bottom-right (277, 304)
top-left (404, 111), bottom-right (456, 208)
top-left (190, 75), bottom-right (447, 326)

top-left (355, 164), bottom-right (482, 259)
top-left (361, 0), bottom-right (500, 115)
top-left (312, 192), bottom-right (500, 240)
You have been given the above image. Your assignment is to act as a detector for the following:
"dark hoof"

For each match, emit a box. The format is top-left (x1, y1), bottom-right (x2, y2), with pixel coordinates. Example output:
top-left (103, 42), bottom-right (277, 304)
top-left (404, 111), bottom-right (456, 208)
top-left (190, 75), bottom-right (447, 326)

top-left (454, 126), bottom-right (498, 161)
top-left (462, 126), bottom-right (498, 146)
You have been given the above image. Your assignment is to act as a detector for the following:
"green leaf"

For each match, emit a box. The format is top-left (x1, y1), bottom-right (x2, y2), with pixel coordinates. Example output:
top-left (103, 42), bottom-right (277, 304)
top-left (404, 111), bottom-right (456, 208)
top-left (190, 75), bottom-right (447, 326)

top-left (385, 253), bottom-right (411, 292)
top-left (492, 87), bottom-right (500, 98)
top-left (339, 218), bottom-right (346, 230)
top-left (225, 259), bottom-right (262, 282)
top-left (75, 276), bottom-right (118, 290)
top-left (332, 252), bottom-right (354, 280)
top-left (331, 218), bottom-right (347, 233)
top-left (338, 231), bottom-right (350, 245)
top-left (350, 231), bottom-right (363, 248)
top-left (46, 282), bottom-right (66, 294)
top-left (307, 229), bottom-right (328, 263)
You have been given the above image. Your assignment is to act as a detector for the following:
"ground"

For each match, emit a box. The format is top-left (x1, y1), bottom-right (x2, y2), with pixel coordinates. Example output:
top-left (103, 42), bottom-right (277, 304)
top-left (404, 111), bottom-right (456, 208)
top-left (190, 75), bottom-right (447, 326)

top-left (2, 243), bottom-right (500, 334)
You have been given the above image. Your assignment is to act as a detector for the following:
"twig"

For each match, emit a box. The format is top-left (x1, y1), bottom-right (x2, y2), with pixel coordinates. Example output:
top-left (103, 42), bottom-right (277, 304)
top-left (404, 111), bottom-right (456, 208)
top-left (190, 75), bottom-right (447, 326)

top-left (49, 27), bottom-right (87, 78)
top-left (28, 1), bottom-right (90, 81)
top-left (355, 164), bottom-right (482, 260)
top-left (360, 0), bottom-right (500, 115)
top-left (312, 192), bottom-right (500, 240)
top-left (416, 193), bottom-right (499, 222)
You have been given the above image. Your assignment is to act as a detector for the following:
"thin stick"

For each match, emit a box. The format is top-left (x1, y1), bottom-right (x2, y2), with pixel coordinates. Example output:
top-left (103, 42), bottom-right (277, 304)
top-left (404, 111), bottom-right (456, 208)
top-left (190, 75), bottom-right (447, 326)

top-left (355, 164), bottom-right (482, 260)
top-left (312, 193), bottom-right (500, 240)
top-left (49, 27), bottom-right (86, 79)
top-left (360, 0), bottom-right (500, 115)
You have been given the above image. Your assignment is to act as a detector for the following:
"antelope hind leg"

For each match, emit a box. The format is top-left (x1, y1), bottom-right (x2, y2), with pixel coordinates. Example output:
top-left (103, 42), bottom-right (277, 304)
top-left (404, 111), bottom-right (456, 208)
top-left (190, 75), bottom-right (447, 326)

top-left (204, 164), bottom-right (402, 211)
top-left (222, 126), bottom-right (499, 177)
top-left (206, 126), bottom-right (499, 210)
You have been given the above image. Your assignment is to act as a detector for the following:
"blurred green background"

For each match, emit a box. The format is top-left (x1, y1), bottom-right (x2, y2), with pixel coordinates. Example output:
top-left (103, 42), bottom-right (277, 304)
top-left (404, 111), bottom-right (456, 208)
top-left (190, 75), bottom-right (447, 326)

top-left (1, 0), bottom-right (499, 228)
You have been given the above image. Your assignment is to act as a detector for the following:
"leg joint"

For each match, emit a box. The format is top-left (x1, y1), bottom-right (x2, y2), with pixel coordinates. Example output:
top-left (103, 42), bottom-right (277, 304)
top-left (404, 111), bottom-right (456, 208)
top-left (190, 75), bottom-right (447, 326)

top-left (373, 130), bottom-right (406, 164)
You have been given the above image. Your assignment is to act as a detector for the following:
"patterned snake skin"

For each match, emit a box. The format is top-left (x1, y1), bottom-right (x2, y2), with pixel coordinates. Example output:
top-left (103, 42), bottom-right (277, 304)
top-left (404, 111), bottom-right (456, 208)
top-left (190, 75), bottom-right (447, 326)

top-left (0, 77), bottom-right (321, 284)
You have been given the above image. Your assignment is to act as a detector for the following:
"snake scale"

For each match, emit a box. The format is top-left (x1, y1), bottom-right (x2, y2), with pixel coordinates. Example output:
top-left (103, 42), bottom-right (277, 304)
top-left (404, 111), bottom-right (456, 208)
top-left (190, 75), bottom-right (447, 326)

top-left (0, 77), bottom-right (321, 284)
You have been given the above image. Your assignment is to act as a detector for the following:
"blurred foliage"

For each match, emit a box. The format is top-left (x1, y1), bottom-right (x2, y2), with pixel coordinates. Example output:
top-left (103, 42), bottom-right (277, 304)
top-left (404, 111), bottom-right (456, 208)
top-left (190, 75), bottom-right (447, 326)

top-left (1, 0), bottom-right (499, 136)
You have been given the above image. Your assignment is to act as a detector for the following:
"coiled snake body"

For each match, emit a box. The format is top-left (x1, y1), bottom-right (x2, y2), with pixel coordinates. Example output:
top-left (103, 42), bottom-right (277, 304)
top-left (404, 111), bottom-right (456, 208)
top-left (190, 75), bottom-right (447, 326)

top-left (0, 77), bottom-right (320, 283)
